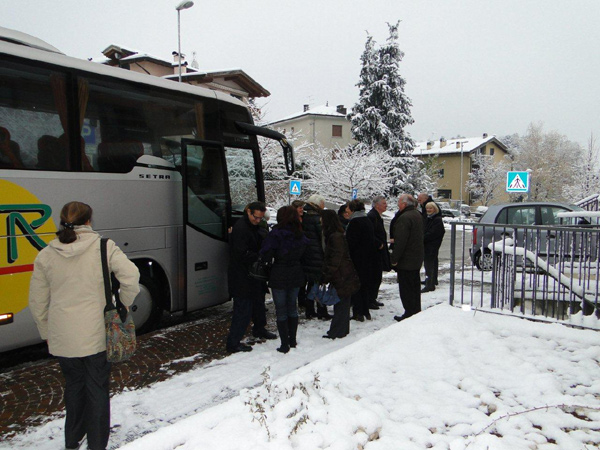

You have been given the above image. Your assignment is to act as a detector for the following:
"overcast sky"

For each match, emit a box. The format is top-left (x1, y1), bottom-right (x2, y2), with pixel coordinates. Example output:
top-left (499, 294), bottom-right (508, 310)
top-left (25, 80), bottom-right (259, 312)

top-left (1, 0), bottom-right (599, 145)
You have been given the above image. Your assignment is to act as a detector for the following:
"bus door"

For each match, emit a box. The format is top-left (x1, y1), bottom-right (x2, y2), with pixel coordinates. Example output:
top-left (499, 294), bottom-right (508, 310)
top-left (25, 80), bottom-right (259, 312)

top-left (181, 139), bottom-right (231, 311)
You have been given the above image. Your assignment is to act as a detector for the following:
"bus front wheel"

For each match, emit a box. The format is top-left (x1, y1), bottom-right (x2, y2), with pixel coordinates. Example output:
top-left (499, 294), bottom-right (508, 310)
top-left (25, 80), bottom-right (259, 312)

top-left (130, 274), bottom-right (162, 335)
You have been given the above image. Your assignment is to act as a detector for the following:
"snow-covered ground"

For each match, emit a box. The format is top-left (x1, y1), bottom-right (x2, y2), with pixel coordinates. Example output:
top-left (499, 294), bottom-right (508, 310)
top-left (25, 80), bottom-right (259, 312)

top-left (5, 274), bottom-right (600, 450)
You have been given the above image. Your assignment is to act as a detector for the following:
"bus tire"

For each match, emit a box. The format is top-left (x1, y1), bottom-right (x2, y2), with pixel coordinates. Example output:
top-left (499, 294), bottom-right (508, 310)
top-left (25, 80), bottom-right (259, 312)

top-left (130, 274), bottom-right (162, 335)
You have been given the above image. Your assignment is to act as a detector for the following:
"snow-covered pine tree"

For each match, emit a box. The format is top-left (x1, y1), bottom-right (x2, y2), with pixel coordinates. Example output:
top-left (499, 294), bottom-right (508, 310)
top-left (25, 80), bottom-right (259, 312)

top-left (349, 22), bottom-right (423, 196)
top-left (375, 21), bottom-right (415, 158)
top-left (350, 22), bottom-right (415, 157)
top-left (349, 34), bottom-right (379, 148)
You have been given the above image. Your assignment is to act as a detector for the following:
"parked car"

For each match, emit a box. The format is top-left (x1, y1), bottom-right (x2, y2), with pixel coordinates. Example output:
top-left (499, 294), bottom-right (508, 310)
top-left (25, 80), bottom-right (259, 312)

top-left (471, 205), bottom-right (488, 220)
top-left (441, 208), bottom-right (461, 220)
top-left (471, 202), bottom-right (596, 271)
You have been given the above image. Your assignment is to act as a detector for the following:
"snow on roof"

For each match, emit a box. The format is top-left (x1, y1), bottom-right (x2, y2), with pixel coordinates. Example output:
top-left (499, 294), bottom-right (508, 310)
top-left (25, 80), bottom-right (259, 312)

top-left (0, 26), bottom-right (63, 54)
top-left (271, 104), bottom-right (347, 124)
top-left (121, 51), bottom-right (171, 63)
top-left (414, 135), bottom-right (505, 156)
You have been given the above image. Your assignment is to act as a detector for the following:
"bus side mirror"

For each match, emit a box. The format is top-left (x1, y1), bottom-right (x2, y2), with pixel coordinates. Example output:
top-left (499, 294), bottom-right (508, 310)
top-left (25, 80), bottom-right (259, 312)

top-left (280, 138), bottom-right (295, 176)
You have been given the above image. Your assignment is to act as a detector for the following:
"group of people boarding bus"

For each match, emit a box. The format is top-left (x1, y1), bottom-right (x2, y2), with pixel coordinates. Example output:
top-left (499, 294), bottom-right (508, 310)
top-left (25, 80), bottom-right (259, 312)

top-left (225, 192), bottom-right (446, 354)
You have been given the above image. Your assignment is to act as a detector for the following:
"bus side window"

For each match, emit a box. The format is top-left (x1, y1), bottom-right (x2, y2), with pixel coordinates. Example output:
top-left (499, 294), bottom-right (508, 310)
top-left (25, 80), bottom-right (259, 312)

top-left (0, 126), bottom-right (25, 169)
top-left (37, 135), bottom-right (66, 170)
top-left (97, 140), bottom-right (144, 173)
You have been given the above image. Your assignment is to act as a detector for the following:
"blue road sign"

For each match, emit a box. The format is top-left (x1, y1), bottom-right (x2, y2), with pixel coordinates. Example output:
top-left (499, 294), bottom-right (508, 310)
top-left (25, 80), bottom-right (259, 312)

top-left (290, 180), bottom-right (301, 195)
top-left (506, 171), bottom-right (529, 193)
top-left (351, 188), bottom-right (358, 200)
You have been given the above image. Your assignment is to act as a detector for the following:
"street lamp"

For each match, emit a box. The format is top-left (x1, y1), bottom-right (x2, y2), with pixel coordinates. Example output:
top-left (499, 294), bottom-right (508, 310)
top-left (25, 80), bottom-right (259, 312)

top-left (176, 0), bottom-right (194, 83)
top-left (458, 140), bottom-right (469, 207)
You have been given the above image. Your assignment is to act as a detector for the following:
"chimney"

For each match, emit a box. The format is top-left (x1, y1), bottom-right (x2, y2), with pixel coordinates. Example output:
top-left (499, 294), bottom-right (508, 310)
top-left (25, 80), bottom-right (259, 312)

top-left (427, 141), bottom-right (433, 150)
top-left (440, 137), bottom-right (447, 148)
top-left (303, 104), bottom-right (309, 112)
top-left (483, 133), bottom-right (488, 139)
top-left (456, 141), bottom-right (460, 149)
top-left (172, 51), bottom-right (187, 75)
top-left (336, 104), bottom-right (347, 115)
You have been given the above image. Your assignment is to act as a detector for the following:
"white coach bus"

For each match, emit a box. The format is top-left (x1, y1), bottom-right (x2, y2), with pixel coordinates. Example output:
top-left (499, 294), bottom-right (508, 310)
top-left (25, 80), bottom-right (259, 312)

top-left (0, 27), bottom-right (294, 352)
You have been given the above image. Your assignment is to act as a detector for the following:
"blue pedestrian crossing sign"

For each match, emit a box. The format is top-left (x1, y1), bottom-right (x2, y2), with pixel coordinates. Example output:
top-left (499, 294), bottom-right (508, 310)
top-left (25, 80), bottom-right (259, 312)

top-left (290, 180), bottom-right (301, 195)
top-left (506, 171), bottom-right (530, 193)
top-left (351, 188), bottom-right (358, 200)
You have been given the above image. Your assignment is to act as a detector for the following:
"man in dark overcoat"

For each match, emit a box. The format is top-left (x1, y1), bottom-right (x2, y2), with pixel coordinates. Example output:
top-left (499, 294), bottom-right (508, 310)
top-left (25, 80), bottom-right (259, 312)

top-left (226, 201), bottom-right (275, 353)
top-left (391, 194), bottom-right (424, 321)
top-left (367, 195), bottom-right (391, 308)
top-left (346, 199), bottom-right (381, 321)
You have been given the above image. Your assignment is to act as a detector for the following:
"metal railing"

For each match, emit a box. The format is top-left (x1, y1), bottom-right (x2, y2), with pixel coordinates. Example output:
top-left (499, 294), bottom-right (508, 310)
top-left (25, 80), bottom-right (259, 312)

top-left (449, 221), bottom-right (600, 329)
top-left (576, 194), bottom-right (600, 212)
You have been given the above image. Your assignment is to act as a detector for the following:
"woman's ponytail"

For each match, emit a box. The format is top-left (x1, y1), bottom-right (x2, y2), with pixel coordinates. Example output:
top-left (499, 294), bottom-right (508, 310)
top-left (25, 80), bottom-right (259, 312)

top-left (56, 201), bottom-right (93, 244)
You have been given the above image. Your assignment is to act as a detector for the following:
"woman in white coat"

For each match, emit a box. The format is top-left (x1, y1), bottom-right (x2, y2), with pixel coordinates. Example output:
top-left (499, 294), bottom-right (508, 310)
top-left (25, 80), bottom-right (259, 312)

top-left (29, 201), bottom-right (140, 450)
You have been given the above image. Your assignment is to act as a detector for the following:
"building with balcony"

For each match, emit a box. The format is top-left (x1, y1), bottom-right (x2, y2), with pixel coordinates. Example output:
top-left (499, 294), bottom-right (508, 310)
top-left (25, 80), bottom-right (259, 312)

top-left (414, 134), bottom-right (509, 205)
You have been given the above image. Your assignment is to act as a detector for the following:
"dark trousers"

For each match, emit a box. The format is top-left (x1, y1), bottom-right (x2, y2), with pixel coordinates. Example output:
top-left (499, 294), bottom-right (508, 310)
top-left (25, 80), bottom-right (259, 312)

top-left (57, 351), bottom-right (111, 450)
top-left (271, 287), bottom-right (300, 321)
top-left (397, 269), bottom-right (422, 317)
top-left (297, 283), bottom-right (307, 307)
top-left (251, 295), bottom-right (267, 332)
top-left (352, 283), bottom-right (371, 316)
top-left (372, 269), bottom-right (383, 302)
top-left (327, 295), bottom-right (351, 338)
top-left (423, 253), bottom-right (439, 289)
top-left (227, 296), bottom-right (253, 348)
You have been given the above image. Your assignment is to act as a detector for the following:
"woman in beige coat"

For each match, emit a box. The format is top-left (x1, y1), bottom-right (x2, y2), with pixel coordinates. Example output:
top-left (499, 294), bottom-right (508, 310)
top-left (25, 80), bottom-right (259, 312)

top-left (29, 201), bottom-right (140, 450)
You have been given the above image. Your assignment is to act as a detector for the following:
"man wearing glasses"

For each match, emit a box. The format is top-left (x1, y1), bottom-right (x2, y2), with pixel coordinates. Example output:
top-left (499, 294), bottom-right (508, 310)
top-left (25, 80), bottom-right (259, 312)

top-left (226, 201), bottom-right (276, 352)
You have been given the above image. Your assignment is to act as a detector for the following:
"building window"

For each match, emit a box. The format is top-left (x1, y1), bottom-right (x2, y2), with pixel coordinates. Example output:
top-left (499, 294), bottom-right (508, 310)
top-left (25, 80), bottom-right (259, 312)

top-left (291, 127), bottom-right (294, 134)
top-left (437, 189), bottom-right (451, 199)
top-left (480, 146), bottom-right (486, 155)
top-left (438, 169), bottom-right (444, 178)
top-left (490, 147), bottom-right (495, 156)
top-left (332, 125), bottom-right (342, 137)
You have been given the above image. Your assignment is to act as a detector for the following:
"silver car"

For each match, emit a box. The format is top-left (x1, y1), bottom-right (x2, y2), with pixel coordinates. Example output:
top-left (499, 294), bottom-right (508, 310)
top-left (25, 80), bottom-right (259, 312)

top-left (471, 202), bottom-right (596, 271)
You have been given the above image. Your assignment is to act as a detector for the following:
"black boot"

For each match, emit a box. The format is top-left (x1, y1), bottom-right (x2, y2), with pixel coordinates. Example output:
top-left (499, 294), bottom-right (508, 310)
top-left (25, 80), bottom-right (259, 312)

top-left (305, 300), bottom-right (318, 319)
top-left (276, 320), bottom-right (290, 353)
top-left (288, 316), bottom-right (299, 348)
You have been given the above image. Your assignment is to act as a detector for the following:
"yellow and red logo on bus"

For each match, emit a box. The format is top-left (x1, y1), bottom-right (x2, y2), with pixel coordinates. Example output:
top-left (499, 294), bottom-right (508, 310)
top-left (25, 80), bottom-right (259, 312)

top-left (0, 180), bottom-right (56, 316)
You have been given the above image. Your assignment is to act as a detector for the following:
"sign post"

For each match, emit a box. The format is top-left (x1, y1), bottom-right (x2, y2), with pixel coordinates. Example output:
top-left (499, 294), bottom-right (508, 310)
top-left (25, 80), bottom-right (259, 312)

top-left (289, 179), bottom-right (301, 204)
top-left (351, 188), bottom-right (358, 200)
top-left (506, 171), bottom-right (530, 193)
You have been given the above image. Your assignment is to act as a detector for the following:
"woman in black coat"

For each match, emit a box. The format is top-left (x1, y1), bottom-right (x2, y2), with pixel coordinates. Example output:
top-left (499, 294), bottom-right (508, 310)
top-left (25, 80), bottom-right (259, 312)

top-left (345, 199), bottom-right (381, 321)
top-left (300, 196), bottom-right (331, 320)
top-left (260, 206), bottom-right (309, 353)
top-left (422, 202), bottom-right (445, 292)
top-left (321, 210), bottom-right (360, 339)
